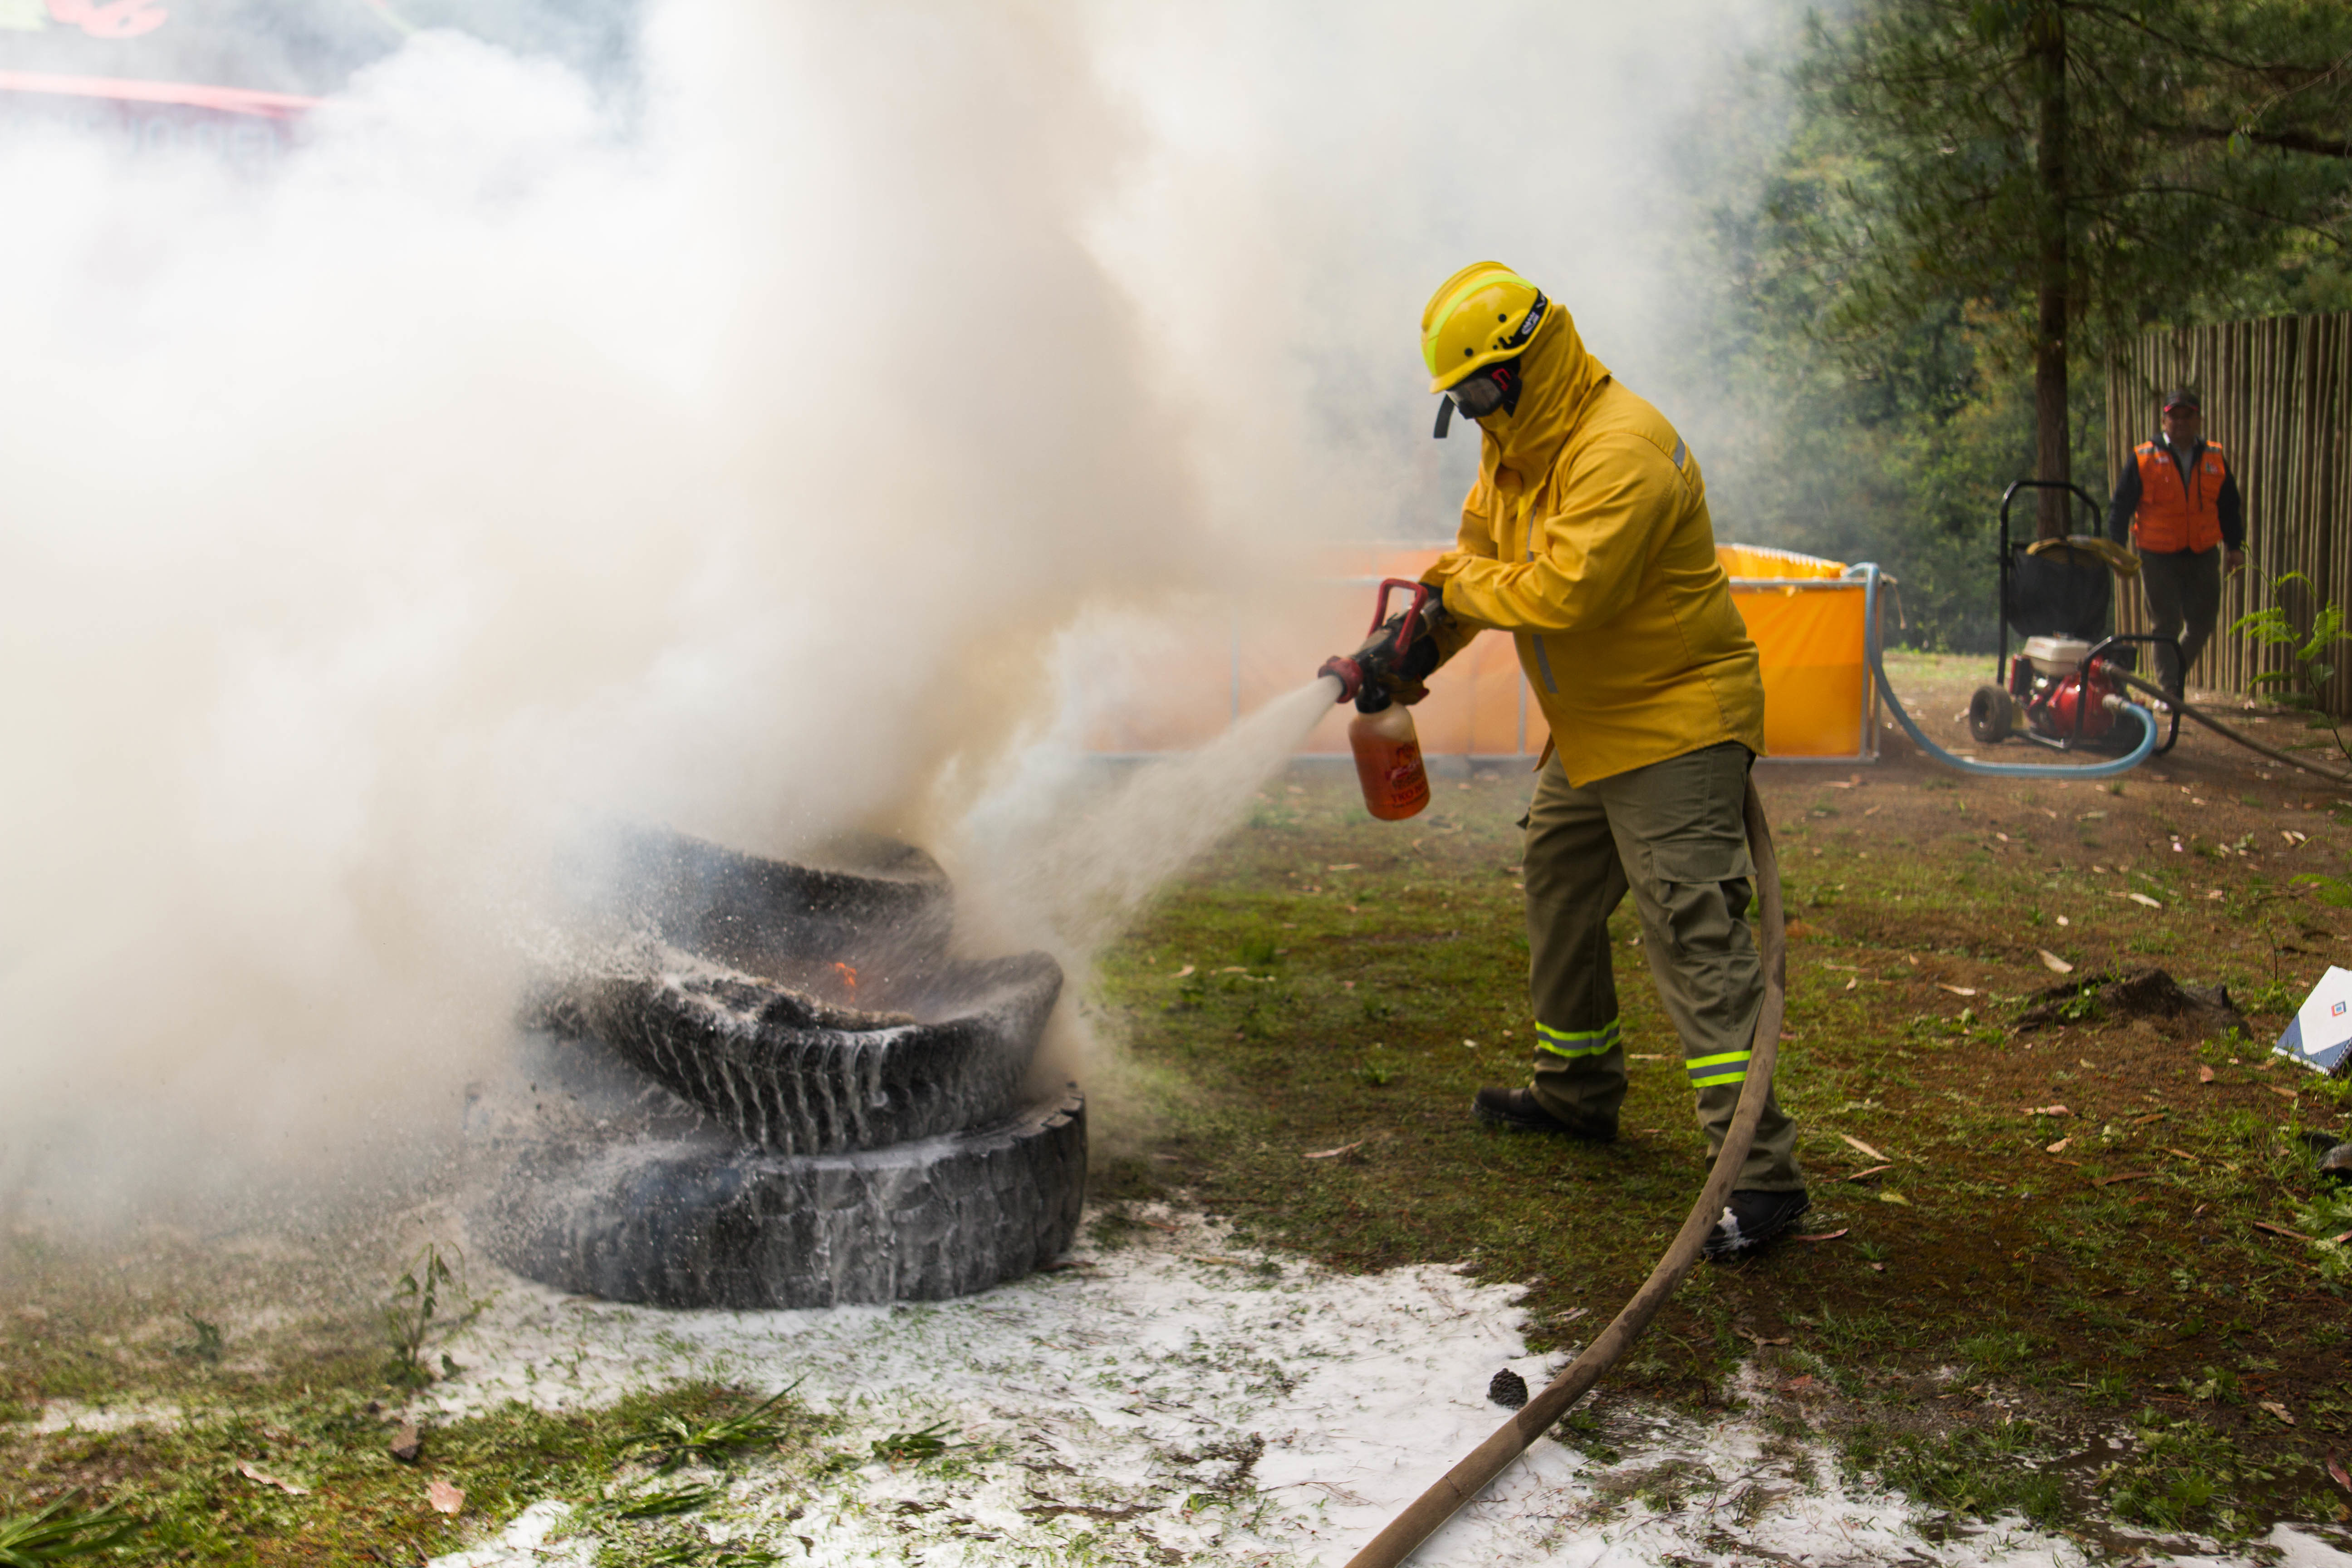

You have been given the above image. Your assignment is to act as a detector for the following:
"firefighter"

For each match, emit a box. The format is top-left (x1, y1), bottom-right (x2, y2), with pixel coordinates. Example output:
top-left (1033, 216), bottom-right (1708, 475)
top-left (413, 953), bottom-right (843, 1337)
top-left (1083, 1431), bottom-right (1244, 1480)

top-left (1400, 261), bottom-right (1807, 1260)
top-left (2105, 388), bottom-right (2246, 701)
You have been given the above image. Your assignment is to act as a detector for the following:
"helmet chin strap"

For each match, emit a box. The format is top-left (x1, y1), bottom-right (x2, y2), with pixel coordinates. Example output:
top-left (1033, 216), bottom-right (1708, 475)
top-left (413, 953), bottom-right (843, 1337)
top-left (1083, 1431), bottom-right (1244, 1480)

top-left (1432, 398), bottom-right (1455, 439)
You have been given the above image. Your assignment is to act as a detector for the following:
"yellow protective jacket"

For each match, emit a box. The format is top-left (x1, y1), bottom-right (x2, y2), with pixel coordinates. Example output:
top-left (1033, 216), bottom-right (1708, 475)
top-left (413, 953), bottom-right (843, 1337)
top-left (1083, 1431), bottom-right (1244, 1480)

top-left (1421, 304), bottom-right (1765, 787)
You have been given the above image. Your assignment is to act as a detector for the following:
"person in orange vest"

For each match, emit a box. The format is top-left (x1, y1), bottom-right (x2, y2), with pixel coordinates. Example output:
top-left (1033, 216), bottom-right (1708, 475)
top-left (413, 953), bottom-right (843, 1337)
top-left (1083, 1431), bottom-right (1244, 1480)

top-left (2105, 388), bottom-right (2245, 700)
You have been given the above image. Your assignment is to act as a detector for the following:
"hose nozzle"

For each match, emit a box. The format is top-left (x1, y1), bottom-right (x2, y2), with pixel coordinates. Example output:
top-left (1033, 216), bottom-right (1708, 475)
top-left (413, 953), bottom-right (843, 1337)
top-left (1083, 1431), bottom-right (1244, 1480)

top-left (1317, 655), bottom-right (1363, 704)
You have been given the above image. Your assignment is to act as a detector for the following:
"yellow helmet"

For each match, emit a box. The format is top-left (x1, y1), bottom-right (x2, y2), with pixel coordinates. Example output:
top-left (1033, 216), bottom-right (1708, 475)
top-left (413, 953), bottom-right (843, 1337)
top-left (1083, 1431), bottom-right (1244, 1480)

top-left (1421, 261), bottom-right (1548, 392)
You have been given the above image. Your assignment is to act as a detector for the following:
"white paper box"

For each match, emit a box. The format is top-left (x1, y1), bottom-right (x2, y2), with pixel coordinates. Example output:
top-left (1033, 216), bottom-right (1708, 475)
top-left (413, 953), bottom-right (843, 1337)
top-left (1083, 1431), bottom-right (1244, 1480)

top-left (2276, 965), bottom-right (2352, 1077)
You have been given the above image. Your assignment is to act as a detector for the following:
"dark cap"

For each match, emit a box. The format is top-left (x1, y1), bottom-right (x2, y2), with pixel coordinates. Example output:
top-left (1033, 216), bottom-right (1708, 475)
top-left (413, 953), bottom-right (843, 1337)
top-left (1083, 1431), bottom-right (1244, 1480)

top-left (2162, 388), bottom-right (2200, 412)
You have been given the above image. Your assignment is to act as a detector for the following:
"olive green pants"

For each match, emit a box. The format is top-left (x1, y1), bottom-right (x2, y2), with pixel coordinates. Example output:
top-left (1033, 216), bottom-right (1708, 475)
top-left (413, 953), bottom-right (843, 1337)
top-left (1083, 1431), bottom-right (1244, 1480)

top-left (1521, 741), bottom-right (1804, 1191)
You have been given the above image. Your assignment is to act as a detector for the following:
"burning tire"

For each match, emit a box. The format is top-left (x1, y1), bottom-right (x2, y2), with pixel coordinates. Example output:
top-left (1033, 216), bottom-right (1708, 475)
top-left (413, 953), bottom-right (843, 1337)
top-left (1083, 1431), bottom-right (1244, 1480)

top-left (471, 1032), bottom-right (1085, 1309)
top-left (525, 944), bottom-right (1062, 1155)
top-left (593, 826), bottom-right (955, 971)
top-left (483, 827), bottom-right (1081, 1308)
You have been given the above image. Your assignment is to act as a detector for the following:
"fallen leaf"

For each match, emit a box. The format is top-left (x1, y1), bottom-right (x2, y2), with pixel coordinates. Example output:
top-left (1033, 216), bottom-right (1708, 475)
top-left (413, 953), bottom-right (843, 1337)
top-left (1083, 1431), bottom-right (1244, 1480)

top-left (2025, 1104), bottom-right (2072, 1117)
top-left (2128, 892), bottom-right (2162, 908)
top-left (2038, 949), bottom-right (2074, 974)
top-left (2198, 1065), bottom-right (2215, 1083)
top-left (1996, 832), bottom-right (2010, 842)
top-left (1905, 954), bottom-right (1919, 966)
top-left (1936, 983), bottom-right (1978, 997)
top-left (1845, 977), bottom-right (1858, 990)
top-left (1326, 863), bottom-right (1360, 872)
top-left (2166, 1147), bottom-right (2202, 1162)
top-left (2328, 1453), bottom-right (2351, 1493)
top-left (2207, 889), bottom-right (2225, 899)
top-left (390, 1424), bottom-right (421, 1464)
top-left (427, 1478), bottom-right (466, 1515)
top-left (2045, 1138), bottom-right (2072, 1155)
top-left (1303, 1140), bottom-right (1365, 1160)
top-left (1738, 1328), bottom-right (1795, 1345)
top-left (2092, 1171), bottom-right (2154, 1187)
top-left (1870, 1261), bottom-right (1886, 1272)
top-left (1844, 1163), bottom-right (1893, 1181)
top-left (2269, 1084), bottom-right (2300, 1099)
top-left (236, 1461), bottom-right (310, 1497)
top-left (1879, 1191), bottom-right (1912, 1206)
top-left (1171, 965), bottom-right (1195, 980)
top-left (1838, 1133), bottom-right (1889, 1161)
top-left (1137, 1217), bottom-right (1181, 1232)
top-left (1864, 805), bottom-right (1881, 816)
top-left (2253, 1221), bottom-right (2310, 1240)
top-left (1826, 780), bottom-right (1856, 789)
top-left (1628, 1052), bottom-right (1666, 1060)
top-left (1558, 1306), bottom-right (1591, 1323)
top-left (2259, 1400), bottom-right (2296, 1426)
top-left (1778, 1374), bottom-right (1817, 1394)
top-left (1792, 1229), bottom-right (1849, 1243)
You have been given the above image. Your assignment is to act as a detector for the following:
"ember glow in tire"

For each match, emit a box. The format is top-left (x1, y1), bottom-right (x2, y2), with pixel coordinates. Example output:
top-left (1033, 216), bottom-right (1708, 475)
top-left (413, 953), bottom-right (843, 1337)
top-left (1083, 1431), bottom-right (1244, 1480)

top-left (526, 944), bottom-right (1062, 1156)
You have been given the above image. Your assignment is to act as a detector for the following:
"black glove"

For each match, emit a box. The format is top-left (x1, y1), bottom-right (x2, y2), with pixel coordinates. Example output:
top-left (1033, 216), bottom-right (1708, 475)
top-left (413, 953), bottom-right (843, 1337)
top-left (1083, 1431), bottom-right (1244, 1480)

top-left (1353, 593), bottom-right (1450, 700)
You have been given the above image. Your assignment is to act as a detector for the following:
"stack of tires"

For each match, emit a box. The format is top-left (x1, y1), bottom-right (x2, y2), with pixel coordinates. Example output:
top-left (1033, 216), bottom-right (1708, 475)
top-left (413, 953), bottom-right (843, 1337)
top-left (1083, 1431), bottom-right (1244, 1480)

top-left (471, 828), bottom-right (1083, 1310)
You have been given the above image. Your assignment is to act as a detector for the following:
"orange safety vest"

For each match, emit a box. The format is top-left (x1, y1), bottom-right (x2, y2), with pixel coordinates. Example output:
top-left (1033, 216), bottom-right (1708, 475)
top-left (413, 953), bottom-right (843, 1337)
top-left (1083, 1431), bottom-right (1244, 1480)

top-left (2131, 439), bottom-right (2229, 554)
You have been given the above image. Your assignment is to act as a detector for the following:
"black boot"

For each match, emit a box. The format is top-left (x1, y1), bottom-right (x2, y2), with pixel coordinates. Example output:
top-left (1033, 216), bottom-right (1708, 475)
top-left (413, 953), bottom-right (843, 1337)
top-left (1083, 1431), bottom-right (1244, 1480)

top-left (1472, 1087), bottom-right (1615, 1142)
top-left (1702, 1189), bottom-right (1811, 1261)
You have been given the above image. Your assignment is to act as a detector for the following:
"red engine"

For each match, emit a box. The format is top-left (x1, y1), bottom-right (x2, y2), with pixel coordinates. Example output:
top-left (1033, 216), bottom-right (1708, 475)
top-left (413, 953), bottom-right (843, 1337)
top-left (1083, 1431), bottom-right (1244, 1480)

top-left (2010, 636), bottom-right (2125, 742)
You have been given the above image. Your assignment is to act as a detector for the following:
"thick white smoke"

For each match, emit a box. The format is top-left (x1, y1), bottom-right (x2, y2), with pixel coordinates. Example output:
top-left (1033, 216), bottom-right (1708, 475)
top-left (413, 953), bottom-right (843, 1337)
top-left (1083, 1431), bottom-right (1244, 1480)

top-left (0, 0), bottom-right (1780, 1224)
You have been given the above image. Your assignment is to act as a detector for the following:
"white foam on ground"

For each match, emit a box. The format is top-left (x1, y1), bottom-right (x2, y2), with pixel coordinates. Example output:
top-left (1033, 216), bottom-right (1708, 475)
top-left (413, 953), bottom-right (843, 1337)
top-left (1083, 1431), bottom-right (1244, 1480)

top-left (422, 1209), bottom-right (2351, 1567)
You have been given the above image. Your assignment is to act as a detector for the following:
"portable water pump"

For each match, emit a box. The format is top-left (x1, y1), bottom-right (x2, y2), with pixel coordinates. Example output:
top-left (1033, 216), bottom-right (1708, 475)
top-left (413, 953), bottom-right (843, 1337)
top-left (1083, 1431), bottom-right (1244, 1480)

top-left (1318, 578), bottom-right (1437, 821)
top-left (1969, 634), bottom-right (2140, 749)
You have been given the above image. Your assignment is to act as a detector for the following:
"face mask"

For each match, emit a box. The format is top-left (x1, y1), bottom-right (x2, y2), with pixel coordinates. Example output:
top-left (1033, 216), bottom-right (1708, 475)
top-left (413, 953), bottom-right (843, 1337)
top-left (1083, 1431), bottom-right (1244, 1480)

top-left (1432, 360), bottom-right (1521, 438)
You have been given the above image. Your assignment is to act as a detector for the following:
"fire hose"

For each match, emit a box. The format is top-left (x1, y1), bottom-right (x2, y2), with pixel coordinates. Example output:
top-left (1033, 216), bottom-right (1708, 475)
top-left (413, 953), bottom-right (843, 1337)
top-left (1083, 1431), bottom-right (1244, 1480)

top-left (1340, 777), bottom-right (1787, 1568)
top-left (2110, 669), bottom-right (2352, 787)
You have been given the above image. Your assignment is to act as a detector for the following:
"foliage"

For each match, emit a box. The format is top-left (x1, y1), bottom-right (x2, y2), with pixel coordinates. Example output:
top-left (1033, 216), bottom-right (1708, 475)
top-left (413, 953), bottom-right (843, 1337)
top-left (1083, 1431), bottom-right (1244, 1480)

top-left (2233, 569), bottom-right (2352, 756)
top-left (0, 1494), bottom-right (136, 1566)
top-left (1774, 0), bottom-right (2352, 530)
top-left (2098, 1413), bottom-right (2281, 1535)
top-left (623, 1386), bottom-right (804, 1474)
top-left (867, 1422), bottom-right (961, 1465)
top-left (1676, 0), bottom-right (2352, 646)
top-left (385, 1243), bottom-right (479, 1387)
top-left (2294, 1189), bottom-right (2352, 1279)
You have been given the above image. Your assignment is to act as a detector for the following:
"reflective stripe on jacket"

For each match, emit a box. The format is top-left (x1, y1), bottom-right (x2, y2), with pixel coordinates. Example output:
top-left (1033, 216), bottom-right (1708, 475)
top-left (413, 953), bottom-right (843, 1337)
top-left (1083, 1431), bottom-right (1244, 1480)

top-left (2132, 440), bottom-right (2230, 554)
top-left (1417, 304), bottom-right (1765, 788)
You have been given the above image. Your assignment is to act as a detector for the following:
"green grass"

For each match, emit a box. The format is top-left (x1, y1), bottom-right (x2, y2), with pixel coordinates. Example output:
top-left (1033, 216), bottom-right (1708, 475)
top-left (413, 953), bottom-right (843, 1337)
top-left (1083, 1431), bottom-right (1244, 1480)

top-left (1089, 749), bottom-right (2352, 1540)
top-left (0, 1382), bottom-right (827, 1566)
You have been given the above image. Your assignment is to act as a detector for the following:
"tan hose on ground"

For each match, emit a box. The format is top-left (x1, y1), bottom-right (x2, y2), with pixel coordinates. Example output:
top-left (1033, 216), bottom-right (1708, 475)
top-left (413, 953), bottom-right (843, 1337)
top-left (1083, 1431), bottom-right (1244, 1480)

top-left (1341, 778), bottom-right (1788, 1568)
top-left (2113, 671), bottom-right (2352, 787)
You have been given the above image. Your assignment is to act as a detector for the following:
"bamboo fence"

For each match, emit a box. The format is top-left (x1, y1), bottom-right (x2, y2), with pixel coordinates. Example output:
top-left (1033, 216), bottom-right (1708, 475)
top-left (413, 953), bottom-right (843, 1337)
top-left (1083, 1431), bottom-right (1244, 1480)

top-left (2104, 314), bottom-right (2352, 712)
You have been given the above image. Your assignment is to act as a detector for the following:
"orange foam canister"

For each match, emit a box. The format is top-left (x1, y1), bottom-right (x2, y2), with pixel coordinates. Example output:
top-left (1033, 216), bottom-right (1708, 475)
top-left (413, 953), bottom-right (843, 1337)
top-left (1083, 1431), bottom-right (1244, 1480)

top-left (1348, 698), bottom-right (1430, 820)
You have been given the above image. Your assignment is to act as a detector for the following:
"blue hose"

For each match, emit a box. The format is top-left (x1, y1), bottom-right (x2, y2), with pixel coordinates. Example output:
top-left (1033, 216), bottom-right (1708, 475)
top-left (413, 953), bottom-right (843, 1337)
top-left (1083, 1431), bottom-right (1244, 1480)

top-left (1853, 563), bottom-right (2158, 780)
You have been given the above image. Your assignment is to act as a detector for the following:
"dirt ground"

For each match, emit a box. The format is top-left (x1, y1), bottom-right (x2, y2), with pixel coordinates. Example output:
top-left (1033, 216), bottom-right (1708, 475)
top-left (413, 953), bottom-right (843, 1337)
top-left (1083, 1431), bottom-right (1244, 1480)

top-left (4, 654), bottom-right (2351, 1559)
top-left (1094, 652), bottom-right (2352, 1540)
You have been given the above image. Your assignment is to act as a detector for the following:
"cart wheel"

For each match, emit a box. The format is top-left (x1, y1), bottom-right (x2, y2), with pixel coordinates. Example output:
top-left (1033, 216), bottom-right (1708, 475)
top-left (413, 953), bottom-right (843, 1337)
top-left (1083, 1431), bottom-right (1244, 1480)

top-left (1968, 684), bottom-right (2014, 745)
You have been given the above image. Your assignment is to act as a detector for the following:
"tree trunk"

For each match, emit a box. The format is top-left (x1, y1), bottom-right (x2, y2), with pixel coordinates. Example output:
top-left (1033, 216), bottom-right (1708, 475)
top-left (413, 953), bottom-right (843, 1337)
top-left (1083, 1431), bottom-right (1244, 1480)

top-left (2031, 3), bottom-right (2071, 540)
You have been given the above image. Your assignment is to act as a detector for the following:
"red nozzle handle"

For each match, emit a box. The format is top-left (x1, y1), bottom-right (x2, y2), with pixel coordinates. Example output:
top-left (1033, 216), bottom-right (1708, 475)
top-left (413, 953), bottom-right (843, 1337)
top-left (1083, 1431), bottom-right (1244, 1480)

top-left (1371, 578), bottom-right (1437, 657)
